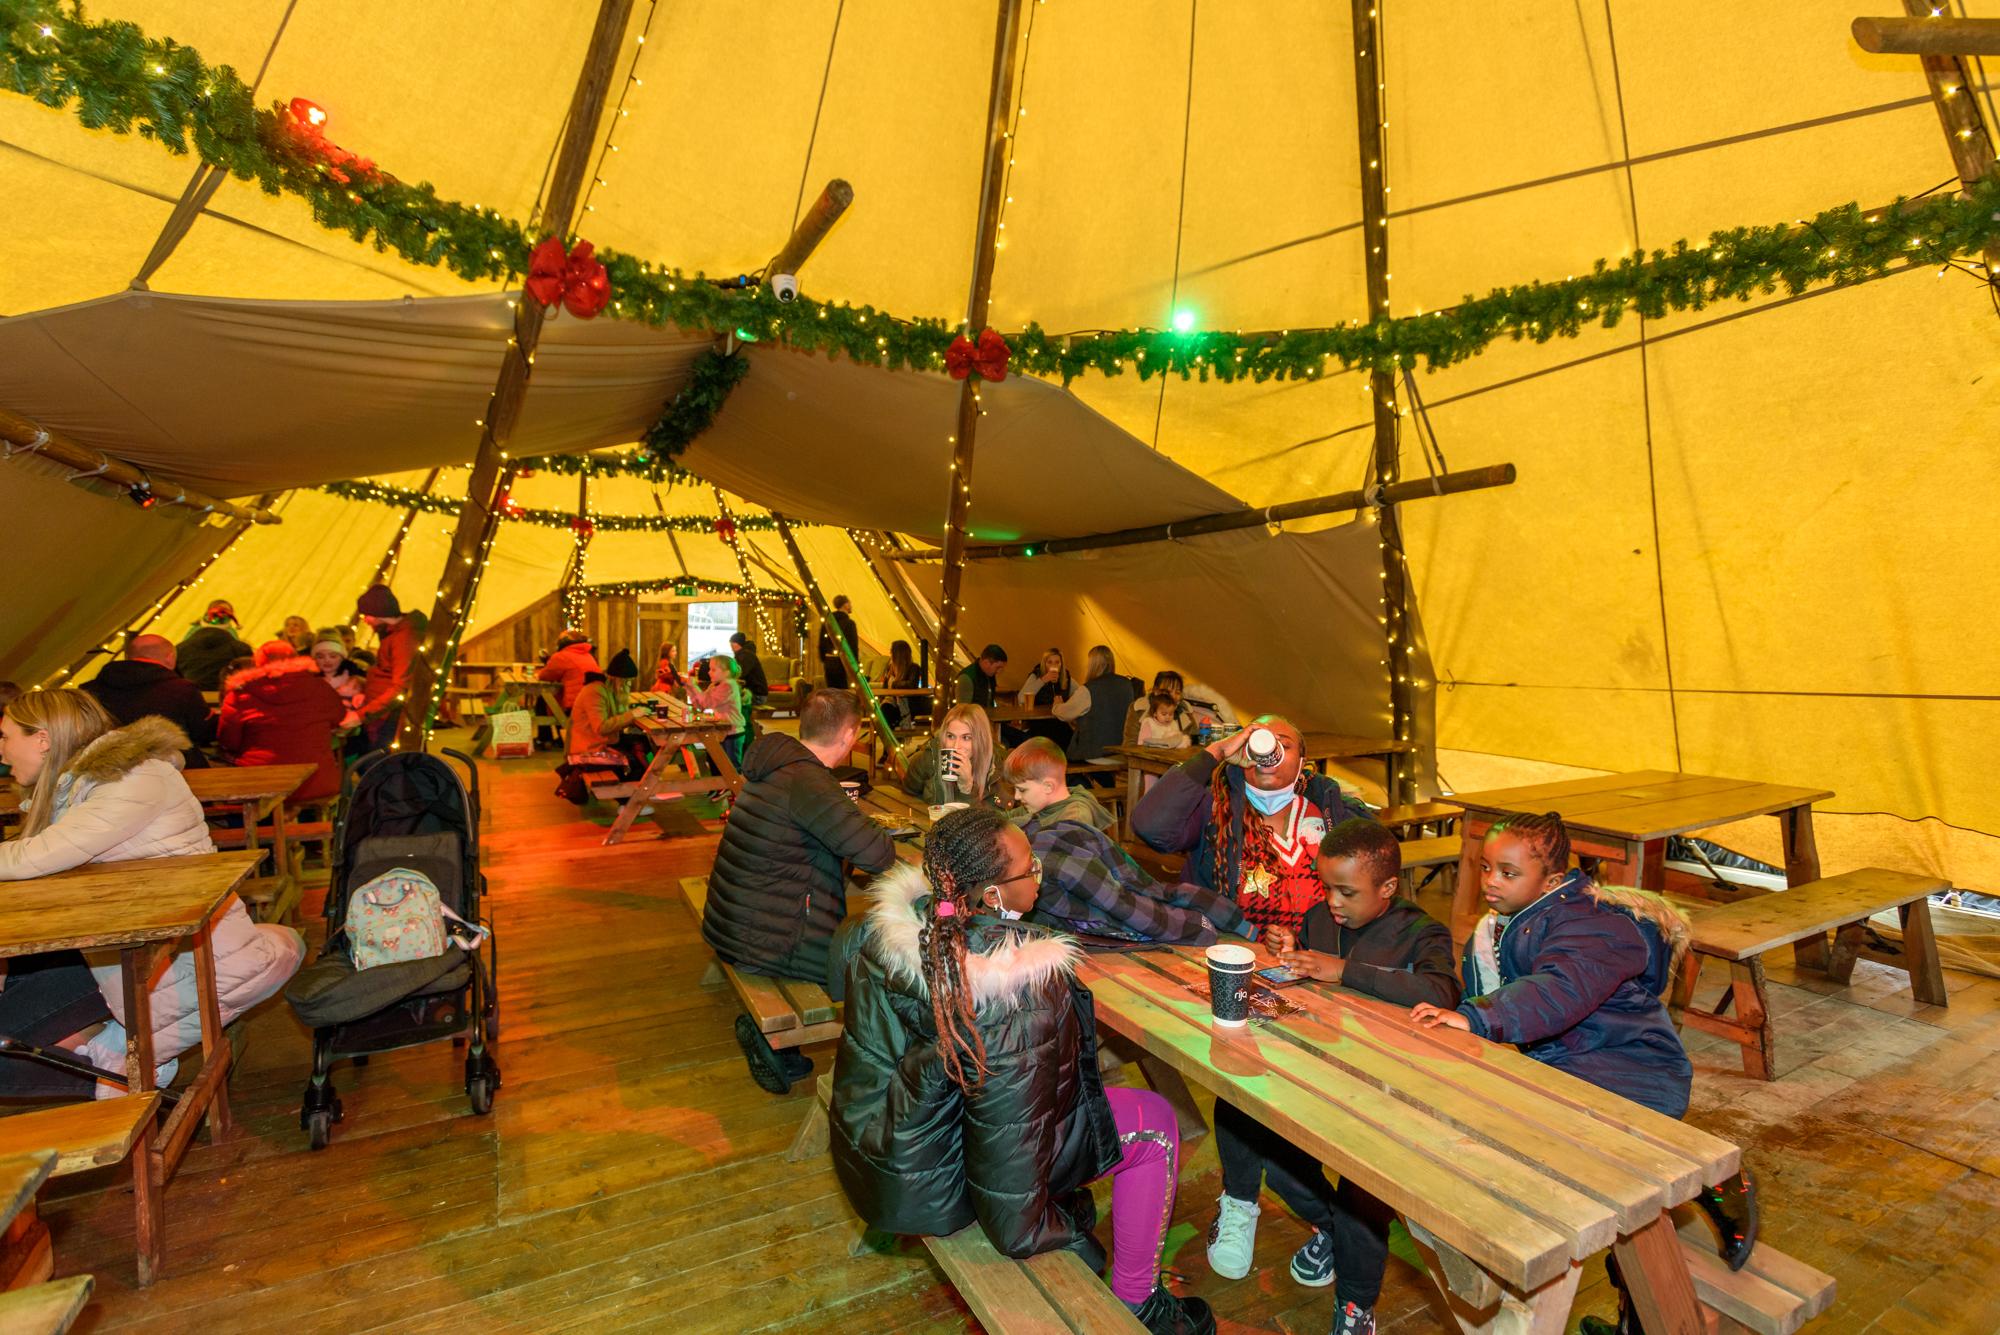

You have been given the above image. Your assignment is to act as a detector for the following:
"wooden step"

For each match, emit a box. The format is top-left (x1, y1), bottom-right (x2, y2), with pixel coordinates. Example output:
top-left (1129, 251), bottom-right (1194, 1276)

top-left (1676, 1223), bottom-right (1834, 1335)
top-left (0, 1275), bottom-right (93, 1334)
top-left (0, 1095), bottom-right (161, 1176)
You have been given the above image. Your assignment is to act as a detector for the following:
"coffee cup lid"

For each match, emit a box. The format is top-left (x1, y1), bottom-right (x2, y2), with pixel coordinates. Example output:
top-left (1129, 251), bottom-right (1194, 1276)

top-left (1205, 943), bottom-right (1256, 968)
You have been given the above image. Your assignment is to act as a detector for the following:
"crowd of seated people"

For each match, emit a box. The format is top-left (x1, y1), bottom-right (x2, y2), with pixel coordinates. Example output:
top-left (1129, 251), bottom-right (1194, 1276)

top-left (694, 635), bottom-right (1715, 1335)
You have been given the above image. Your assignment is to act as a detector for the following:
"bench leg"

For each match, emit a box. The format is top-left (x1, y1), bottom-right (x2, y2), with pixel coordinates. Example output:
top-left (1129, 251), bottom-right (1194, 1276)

top-left (0, 1199), bottom-right (51, 1290)
top-left (699, 960), bottom-right (725, 990)
top-left (786, 1100), bottom-right (830, 1163)
top-left (1825, 921), bottom-right (1865, 985)
top-left (1780, 807), bottom-right (1829, 971)
top-left (1614, 1213), bottom-right (1706, 1335)
top-left (1901, 897), bottom-right (1950, 1007)
top-left (1730, 960), bottom-right (1774, 1081)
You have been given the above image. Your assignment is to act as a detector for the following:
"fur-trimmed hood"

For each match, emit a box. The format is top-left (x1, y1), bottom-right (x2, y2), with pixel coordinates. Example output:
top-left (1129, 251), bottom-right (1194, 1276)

top-left (864, 862), bottom-right (1080, 1008)
top-left (222, 654), bottom-right (323, 694)
top-left (65, 716), bottom-right (190, 784)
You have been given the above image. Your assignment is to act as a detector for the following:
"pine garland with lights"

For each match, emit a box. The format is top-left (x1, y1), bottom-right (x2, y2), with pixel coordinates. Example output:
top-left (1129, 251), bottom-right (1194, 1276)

top-left (509, 448), bottom-right (698, 485)
top-left (582, 575), bottom-right (804, 605)
top-left (511, 348), bottom-right (747, 479)
top-left (319, 478), bottom-right (813, 533)
top-left (10, 0), bottom-right (2000, 381)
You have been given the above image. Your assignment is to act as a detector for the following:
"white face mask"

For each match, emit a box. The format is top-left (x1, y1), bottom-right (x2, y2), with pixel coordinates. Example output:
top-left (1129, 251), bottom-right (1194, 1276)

top-left (986, 894), bottom-right (1023, 921)
top-left (1244, 781), bottom-right (1297, 816)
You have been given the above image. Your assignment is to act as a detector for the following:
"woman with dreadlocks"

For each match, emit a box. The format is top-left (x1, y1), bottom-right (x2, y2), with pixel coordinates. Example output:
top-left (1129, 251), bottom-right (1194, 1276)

top-left (1415, 812), bottom-right (1755, 1335)
top-left (1130, 715), bottom-right (1372, 936)
top-left (830, 807), bottom-right (1215, 1334)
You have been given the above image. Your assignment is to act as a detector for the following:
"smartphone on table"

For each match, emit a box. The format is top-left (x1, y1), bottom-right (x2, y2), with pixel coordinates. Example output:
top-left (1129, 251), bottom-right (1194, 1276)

top-left (1255, 965), bottom-right (1305, 988)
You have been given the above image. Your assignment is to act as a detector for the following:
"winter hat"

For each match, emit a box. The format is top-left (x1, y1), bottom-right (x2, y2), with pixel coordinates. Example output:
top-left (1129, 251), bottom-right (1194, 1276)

top-left (557, 627), bottom-right (592, 647)
top-left (606, 649), bottom-right (639, 679)
top-left (311, 638), bottom-right (346, 659)
top-left (356, 585), bottom-right (401, 618)
top-left (254, 640), bottom-right (298, 668)
top-left (202, 599), bottom-right (239, 627)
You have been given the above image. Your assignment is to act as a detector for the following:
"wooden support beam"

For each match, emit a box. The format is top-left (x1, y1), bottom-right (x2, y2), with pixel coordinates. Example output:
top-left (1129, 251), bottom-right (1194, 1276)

top-left (1854, 15), bottom-right (2000, 56)
top-left (396, 0), bottom-right (636, 751)
top-left (765, 179), bottom-right (854, 288)
top-left (933, 0), bottom-right (1026, 717)
top-left (896, 464), bottom-right (1516, 562)
top-left (772, 516), bottom-right (906, 780)
top-left (1351, 0), bottom-right (1418, 809)
top-left (848, 531), bottom-right (924, 647)
top-left (0, 409), bottom-right (278, 525)
top-left (1894, 0), bottom-right (2000, 190)
top-left (364, 467), bottom-right (441, 594)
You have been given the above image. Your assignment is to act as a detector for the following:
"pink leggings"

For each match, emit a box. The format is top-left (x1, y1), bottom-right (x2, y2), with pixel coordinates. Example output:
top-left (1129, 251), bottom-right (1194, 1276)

top-left (1099, 1086), bottom-right (1181, 1305)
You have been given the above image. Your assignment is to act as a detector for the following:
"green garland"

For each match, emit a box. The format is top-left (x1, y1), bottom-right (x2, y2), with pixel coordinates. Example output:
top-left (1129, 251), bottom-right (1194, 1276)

top-left (319, 478), bottom-right (812, 533)
top-left (509, 448), bottom-right (697, 485)
top-left (512, 348), bottom-right (747, 479)
top-left (9, 0), bottom-right (2000, 380)
top-left (582, 575), bottom-right (804, 604)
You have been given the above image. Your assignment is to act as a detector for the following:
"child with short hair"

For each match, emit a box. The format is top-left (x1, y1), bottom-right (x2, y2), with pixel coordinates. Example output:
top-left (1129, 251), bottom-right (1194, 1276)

top-left (689, 653), bottom-right (747, 767)
top-left (1206, 820), bottom-right (1458, 1335)
top-left (1005, 739), bottom-right (1252, 944)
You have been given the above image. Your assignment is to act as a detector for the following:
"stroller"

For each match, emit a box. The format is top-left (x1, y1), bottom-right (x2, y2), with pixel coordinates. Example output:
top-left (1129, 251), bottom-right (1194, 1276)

top-left (284, 749), bottom-right (499, 1150)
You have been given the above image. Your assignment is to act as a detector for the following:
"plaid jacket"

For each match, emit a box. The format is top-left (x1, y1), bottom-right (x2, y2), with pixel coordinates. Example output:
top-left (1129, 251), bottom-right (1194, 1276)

top-left (1022, 814), bottom-right (1256, 946)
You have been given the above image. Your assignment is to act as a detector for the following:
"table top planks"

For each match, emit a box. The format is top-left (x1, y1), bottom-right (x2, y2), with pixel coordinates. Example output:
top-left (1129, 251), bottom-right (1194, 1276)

top-left (1446, 771), bottom-right (1832, 843)
top-left (183, 764), bottom-right (317, 806)
top-left (1687, 867), bottom-right (1950, 960)
top-left (1078, 945), bottom-right (1739, 1291)
top-left (0, 851), bottom-right (262, 956)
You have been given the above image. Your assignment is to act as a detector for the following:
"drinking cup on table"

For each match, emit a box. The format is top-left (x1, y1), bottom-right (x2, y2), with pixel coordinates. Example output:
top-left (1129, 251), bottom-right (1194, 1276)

top-left (839, 780), bottom-right (862, 803)
top-left (1204, 943), bottom-right (1257, 1028)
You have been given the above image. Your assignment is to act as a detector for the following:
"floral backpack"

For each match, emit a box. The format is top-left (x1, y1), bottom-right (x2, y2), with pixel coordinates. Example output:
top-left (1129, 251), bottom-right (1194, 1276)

top-left (345, 867), bottom-right (483, 970)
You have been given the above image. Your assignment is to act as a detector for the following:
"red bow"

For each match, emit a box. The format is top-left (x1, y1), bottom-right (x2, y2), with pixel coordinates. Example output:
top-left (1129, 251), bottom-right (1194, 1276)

top-left (570, 516), bottom-right (595, 538)
top-left (714, 516), bottom-right (738, 543)
top-left (496, 490), bottom-right (524, 519)
top-left (945, 328), bottom-right (1010, 382)
top-left (525, 237), bottom-right (612, 319)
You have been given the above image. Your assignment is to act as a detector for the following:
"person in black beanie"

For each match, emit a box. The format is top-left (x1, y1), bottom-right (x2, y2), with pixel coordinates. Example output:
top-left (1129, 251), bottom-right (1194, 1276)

top-left (729, 632), bottom-right (769, 706)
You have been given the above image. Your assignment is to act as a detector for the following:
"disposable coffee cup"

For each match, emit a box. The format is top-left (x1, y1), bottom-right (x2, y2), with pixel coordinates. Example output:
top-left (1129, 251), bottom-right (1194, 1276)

top-left (839, 780), bottom-right (861, 802)
top-left (1204, 943), bottom-right (1257, 1028)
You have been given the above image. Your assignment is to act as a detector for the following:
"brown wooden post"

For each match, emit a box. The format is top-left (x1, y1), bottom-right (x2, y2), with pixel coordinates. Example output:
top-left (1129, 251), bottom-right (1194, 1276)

top-left (1352, 0), bottom-right (1418, 807)
top-left (397, 0), bottom-right (636, 750)
top-left (847, 530), bottom-right (924, 647)
top-left (1898, 0), bottom-right (2000, 187)
top-left (932, 0), bottom-right (1026, 718)
top-left (1854, 14), bottom-right (2000, 56)
top-left (364, 467), bottom-right (442, 593)
top-left (774, 516), bottom-right (906, 780)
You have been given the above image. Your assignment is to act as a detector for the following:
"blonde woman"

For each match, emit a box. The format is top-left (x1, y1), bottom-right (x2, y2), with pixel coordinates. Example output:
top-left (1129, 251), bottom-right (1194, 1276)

top-left (1059, 645), bottom-right (1138, 765)
top-left (0, 690), bottom-right (304, 1094)
top-left (900, 703), bottom-right (1006, 808)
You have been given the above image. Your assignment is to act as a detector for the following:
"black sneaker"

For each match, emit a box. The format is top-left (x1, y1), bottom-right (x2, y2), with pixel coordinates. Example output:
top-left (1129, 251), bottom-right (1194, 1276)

top-left (734, 1015), bottom-right (793, 1094)
top-left (778, 1048), bottom-right (814, 1080)
top-left (1696, 1167), bottom-right (1759, 1271)
top-left (1332, 1301), bottom-right (1375, 1335)
top-left (1131, 1284), bottom-right (1216, 1335)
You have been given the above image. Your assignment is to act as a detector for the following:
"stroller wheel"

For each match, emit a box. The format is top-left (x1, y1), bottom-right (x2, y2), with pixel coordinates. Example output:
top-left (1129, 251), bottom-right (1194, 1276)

top-left (306, 1103), bottom-right (339, 1150)
top-left (466, 1053), bottom-right (500, 1116)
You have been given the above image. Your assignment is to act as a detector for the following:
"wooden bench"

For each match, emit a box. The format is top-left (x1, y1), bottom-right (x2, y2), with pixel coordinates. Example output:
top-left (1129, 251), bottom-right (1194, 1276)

top-left (0, 1150), bottom-right (93, 1332)
top-left (925, 1224), bottom-right (1146, 1334)
top-left (679, 878), bottom-right (841, 1079)
top-left (0, 1098), bottom-right (159, 1291)
top-left (1397, 834), bottom-right (1460, 894)
top-left (1378, 799), bottom-right (1463, 835)
top-left (1671, 867), bottom-right (1949, 1079)
top-left (1676, 1222), bottom-right (1834, 1335)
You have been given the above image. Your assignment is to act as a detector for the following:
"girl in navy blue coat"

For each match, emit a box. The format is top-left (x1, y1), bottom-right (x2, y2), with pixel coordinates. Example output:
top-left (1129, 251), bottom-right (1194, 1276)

top-left (1411, 811), bottom-right (1692, 1115)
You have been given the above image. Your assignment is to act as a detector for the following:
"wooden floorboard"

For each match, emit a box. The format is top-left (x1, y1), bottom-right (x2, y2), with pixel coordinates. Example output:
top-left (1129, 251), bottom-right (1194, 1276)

top-left (22, 732), bottom-right (2000, 1332)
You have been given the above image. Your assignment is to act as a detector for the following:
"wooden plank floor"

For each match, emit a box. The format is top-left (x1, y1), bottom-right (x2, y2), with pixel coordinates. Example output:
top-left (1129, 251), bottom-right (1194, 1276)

top-left (26, 741), bottom-right (2000, 1332)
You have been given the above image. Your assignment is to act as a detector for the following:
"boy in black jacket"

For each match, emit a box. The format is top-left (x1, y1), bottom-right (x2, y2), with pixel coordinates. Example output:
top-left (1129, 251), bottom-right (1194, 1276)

top-left (1205, 819), bottom-right (1459, 1335)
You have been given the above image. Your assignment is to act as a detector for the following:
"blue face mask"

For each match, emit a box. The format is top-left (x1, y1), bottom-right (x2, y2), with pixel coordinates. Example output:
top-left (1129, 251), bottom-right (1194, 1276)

top-left (1244, 781), bottom-right (1296, 816)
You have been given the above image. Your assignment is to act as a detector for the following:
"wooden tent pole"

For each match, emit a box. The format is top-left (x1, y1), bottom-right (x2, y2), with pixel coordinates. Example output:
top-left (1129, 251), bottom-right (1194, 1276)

top-left (1894, 0), bottom-right (2000, 189)
top-left (848, 531), bottom-right (923, 647)
top-left (396, 0), bottom-right (636, 750)
top-left (893, 464), bottom-right (1517, 562)
top-left (1854, 15), bottom-right (2000, 56)
top-left (773, 516), bottom-right (906, 780)
top-left (365, 467), bottom-right (442, 593)
top-left (933, 0), bottom-right (1026, 717)
top-left (765, 180), bottom-right (855, 285)
top-left (1352, 0), bottom-right (1418, 807)
top-left (0, 409), bottom-right (278, 525)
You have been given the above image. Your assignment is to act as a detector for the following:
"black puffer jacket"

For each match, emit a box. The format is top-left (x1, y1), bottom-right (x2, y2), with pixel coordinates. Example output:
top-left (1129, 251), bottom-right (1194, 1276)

top-left (702, 733), bottom-right (896, 968)
top-left (831, 864), bottom-right (1121, 1257)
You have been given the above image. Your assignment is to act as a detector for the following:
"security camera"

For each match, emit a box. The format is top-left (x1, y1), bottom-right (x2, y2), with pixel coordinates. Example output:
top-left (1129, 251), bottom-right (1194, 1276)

top-left (770, 273), bottom-right (799, 303)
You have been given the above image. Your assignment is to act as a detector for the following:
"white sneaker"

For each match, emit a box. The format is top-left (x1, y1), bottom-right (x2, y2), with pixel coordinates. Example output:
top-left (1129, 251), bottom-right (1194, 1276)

top-left (1206, 1193), bottom-right (1260, 1279)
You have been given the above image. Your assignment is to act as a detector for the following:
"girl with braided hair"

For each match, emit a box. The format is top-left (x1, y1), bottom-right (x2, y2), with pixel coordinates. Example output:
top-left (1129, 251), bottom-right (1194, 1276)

top-left (829, 807), bottom-right (1215, 1334)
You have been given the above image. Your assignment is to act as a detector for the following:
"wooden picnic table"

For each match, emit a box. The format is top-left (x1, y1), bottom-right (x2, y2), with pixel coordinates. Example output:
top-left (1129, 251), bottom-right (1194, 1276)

top-left (1080, 944), bottom-right (1743, 1332)
top-left (600, 719), bottom-right (744, 845)
top-left (1445, 770), bottom-right (1833, 942)
top-left (183, 764), bottom-right (314, 917)
top-left (0, 851), bottom-right (262, 1285)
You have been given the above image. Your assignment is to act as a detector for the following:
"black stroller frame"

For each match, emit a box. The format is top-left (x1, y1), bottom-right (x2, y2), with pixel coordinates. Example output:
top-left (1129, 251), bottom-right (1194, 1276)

top-left (299, 748), bottom-right (500, 1150)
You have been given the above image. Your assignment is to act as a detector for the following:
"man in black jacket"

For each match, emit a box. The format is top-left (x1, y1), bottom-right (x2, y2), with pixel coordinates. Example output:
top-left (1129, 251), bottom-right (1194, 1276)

top-left (729, 631), bottom-right (769, 705)
top-left (1206, 819), bottom-right (1459, 1335)
top-left (704, 688), bottom-right (896, 1092)
top-left (83, 635), bottom-right (213, 768)
top-left (816, 595), bottom-right (860, 688)
top-left (174, 600), bottom-right (254, 691)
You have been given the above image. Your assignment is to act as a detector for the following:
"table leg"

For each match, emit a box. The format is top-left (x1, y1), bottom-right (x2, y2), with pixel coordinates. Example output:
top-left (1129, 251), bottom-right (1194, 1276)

top-left (1613, 1212), bottom-right (1706, 1335)
top-left (604, 746), bottom-right (673, 846)
top-left (1730, 960), bottom-right (1774, 1081)
top-left (1826, 921), bottom-right (1866, 985)
top-left (1450, 825), bottom-right (1483, 944)
top-left (192, 926), bottom-right (233, 1139)
top-left (1900, 896), bottom-right (1950, 1007)
top-left (240, 801), bottom-right (264, 886)
top-left (121, 947), bottom-right (162, 1288)
top-left (708, 729), bottom-right (745, 797)
top-left (1780, 805), bottom-right (1828, 972)
top-left (1122, 762), bottom-right (1141, 843)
